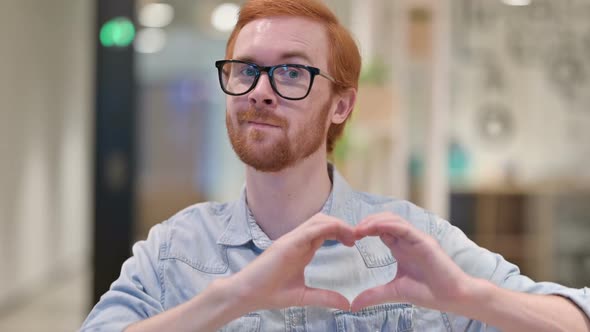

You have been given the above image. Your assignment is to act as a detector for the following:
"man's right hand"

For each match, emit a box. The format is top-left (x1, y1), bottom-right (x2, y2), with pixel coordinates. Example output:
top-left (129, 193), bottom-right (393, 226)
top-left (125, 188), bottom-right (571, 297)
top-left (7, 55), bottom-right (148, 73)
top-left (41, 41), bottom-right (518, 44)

top-left (224, 213), bottom-right (356, 312)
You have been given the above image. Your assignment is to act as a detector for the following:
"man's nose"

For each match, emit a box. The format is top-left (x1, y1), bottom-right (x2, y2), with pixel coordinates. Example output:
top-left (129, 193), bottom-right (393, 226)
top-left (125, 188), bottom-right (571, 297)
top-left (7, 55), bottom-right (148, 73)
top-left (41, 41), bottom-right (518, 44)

top-left (248, 73), bottom-right (277, 106)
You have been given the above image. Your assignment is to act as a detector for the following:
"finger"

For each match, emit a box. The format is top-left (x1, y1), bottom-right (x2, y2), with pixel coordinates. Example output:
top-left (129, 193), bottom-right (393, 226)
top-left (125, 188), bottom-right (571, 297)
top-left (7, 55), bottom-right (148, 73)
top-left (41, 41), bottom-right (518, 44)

top-left (300, 214), bottom-right (349, 234)
top-left (355, 214), bottom-right (384, 229)
top-left (355, 220), bottom-right (420, 244)
top-left (304, 220), bottom-right (356, 247)
top-left (353, 217), bottom-right (380, 239)
top-left (300, 287), bottom-right (351, 311)
top-left (350, 283), bottom-right (402, 312)
top-left (379, 233), bottom-right (398, 248)
top-left (354, 214), bottom-right (403, 238)
top-left (304, 213), bottom-right (344, 228)
top-left (357, 212), bottom-right (403, 227)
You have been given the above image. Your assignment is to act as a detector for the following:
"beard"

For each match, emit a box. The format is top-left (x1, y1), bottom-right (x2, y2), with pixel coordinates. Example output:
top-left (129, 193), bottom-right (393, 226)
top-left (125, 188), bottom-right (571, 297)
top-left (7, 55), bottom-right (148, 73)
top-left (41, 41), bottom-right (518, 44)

top-left (226, 97), bottom-right (332, 173)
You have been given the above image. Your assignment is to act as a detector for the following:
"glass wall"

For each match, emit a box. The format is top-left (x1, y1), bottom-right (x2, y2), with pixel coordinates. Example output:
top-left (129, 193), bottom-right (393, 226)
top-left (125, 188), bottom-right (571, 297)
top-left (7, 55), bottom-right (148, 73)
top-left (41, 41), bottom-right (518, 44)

top-left (135, 0), bottom-right (246, 239)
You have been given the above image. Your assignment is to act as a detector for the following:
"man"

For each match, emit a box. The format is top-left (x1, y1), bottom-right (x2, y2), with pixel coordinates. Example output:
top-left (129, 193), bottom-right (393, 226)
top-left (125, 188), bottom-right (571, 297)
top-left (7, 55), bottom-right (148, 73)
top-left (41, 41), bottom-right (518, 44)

top-left (81, 0), bottom-right (590, 331)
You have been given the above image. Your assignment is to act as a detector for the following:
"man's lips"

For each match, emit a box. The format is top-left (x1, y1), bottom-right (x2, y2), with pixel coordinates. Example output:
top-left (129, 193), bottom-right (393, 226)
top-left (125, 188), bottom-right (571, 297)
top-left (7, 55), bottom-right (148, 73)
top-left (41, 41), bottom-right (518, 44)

top-left (246, 120), bottom-right (281, 128)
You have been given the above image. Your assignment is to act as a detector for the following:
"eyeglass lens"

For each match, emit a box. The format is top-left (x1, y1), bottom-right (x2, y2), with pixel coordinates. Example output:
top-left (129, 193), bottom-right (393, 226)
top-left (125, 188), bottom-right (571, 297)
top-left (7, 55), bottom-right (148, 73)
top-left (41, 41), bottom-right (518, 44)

top-left (220, 62), bottom-right (312, 99)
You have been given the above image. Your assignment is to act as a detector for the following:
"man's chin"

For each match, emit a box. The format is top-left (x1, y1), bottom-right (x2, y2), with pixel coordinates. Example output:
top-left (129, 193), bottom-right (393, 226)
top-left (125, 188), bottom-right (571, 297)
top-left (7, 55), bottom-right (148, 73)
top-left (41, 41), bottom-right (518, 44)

top-left (239, 153), bottom-right (293, 173)
top-left (243, 161), bottom-right (290, 173)
top-left (251, 164), bottom-right (290, 173)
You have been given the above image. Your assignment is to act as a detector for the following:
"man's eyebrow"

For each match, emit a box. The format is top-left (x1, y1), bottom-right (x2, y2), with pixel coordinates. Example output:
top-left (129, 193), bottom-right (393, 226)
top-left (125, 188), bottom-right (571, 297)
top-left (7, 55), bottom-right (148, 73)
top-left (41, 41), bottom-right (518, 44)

top-left (233, 55), bottom-right (256, 63)
top-left (233, 52), bottom-right (314, 65)
top-left (278, 51), bottom-right (313, 64)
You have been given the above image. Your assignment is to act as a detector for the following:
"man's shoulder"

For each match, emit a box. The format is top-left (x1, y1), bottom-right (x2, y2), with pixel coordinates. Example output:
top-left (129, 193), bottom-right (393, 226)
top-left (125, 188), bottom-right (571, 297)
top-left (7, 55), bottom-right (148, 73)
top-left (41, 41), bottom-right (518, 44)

top-left (145, 200), bottom-right (238, 270)
top-left (161, 200), bottom-right (236, 232)
top-left (142, 200), bottom-right (236, 249)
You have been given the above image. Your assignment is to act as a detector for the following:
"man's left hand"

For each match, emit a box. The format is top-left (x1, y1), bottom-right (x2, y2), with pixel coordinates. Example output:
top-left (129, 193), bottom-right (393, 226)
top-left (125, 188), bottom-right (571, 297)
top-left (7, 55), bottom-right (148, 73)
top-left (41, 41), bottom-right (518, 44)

top-left (350, 212), bottom-right (478, 313)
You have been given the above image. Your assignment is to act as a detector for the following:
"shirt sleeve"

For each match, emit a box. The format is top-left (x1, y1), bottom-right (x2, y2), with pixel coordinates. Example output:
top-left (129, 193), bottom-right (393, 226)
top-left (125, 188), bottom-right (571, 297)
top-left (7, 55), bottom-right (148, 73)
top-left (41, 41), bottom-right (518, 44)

top-left (432, 214), bottom-right (590, 320)
top-left (79, 223), bottom-right (168, 331)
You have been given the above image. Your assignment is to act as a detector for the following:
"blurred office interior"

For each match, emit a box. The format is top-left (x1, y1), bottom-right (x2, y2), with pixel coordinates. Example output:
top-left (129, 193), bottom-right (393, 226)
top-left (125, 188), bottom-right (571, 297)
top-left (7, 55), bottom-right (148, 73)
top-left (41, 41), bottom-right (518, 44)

top-left (0, 0), bottom-right (589, 330)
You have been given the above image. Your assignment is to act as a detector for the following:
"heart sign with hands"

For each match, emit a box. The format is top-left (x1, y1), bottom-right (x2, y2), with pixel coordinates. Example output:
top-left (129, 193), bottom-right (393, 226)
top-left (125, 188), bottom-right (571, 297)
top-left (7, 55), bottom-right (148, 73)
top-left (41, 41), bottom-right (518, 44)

top-left (230, 211), bottom-right (477, 315)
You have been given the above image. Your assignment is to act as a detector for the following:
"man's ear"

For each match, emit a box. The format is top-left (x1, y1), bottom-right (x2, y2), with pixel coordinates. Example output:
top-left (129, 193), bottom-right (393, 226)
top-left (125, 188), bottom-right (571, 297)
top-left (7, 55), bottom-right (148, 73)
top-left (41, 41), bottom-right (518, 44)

top-left (331, 88), bottom-right (357, 124)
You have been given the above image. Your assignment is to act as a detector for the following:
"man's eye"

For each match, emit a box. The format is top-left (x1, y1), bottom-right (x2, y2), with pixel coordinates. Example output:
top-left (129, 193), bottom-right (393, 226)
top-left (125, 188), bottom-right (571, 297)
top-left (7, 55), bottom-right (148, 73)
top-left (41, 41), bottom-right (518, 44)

top-left (241, 67), bottom-right (257, 76)
top-left (277, 67), bottom-right (301, 79)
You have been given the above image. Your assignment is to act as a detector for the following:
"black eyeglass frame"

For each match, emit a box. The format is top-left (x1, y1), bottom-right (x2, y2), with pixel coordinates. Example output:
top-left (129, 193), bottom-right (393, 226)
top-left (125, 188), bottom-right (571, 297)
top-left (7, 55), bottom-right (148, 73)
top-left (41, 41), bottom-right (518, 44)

top-left (215, 59), bottom-right (337, 100)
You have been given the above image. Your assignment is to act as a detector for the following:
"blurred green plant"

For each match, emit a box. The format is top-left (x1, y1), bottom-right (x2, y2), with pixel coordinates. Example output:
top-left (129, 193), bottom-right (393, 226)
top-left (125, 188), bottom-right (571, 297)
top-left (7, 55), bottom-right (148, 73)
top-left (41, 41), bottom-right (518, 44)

top-left (332, 120), bottom-right (352, 164)
top-left (359, 58), bottom-right (390, 85)
top-left (332, 58), bottom-right (391, 163)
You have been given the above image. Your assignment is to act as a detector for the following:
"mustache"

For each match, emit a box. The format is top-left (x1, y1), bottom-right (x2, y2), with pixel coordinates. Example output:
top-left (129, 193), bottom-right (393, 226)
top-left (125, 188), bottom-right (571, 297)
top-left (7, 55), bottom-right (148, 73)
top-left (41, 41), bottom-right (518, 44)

top-left (237, 106), bottom-right (288, 127)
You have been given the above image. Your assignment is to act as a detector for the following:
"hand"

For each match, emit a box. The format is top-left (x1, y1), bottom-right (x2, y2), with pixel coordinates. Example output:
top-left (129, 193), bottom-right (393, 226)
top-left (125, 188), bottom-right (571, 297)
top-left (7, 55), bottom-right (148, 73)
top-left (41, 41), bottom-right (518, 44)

top-left (228, 213), bottom-right (356, 312)
top-left (350, 212), bottom-right (476, 313)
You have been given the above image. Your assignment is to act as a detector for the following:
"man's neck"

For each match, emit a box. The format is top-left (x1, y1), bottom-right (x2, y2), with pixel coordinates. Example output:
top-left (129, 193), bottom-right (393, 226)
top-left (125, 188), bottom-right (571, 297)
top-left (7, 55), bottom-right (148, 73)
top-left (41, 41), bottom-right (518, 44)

top-left (245, 152), bottom-right (332, 240)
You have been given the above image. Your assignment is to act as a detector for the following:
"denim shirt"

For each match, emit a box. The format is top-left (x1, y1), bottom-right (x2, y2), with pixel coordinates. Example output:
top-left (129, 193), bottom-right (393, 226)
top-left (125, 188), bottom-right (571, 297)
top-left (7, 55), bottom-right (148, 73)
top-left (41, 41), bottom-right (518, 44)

top-left (81, 166), bottom-right (590, 331)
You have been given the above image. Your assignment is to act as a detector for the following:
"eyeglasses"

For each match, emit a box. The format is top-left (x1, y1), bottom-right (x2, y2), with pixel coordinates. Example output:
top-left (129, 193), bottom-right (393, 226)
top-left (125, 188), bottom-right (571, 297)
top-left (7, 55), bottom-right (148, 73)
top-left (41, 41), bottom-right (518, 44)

top-left (215, 60), bottom-right (336, 100)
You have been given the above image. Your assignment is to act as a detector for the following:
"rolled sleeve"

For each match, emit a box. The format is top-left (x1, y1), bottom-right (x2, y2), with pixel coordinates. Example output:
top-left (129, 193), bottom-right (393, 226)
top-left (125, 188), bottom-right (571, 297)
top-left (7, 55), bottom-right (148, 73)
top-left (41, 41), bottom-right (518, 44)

top-left (80, 223), bottom-right (168, 331)
top-left (432, 215), bottom-right (590, 321)
top-left (489, 253), bottom-right (590, 320)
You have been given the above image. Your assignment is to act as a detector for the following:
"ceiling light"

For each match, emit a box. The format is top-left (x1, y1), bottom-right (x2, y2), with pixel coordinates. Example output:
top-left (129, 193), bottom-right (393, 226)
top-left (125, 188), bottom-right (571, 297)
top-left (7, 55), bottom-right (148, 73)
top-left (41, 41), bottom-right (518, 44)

top-left (211, 3), bottom-right (239, 32)
top-left (134, 28), bottom-right (167, 54)
top-left (501, 0), bottom-right (532, 6)
top-left (139, 3), bottom-right (174, 28)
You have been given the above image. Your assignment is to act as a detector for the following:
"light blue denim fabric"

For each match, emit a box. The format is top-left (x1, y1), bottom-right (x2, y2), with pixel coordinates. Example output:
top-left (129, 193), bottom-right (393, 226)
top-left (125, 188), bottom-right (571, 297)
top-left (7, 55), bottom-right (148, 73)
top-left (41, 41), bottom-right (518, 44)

top-left (81, 165), bottom-right (590, 331)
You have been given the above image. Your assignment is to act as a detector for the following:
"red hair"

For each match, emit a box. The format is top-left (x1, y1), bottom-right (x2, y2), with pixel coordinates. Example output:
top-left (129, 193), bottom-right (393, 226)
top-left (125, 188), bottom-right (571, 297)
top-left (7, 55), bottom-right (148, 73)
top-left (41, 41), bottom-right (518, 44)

top-left (225, 0), bottom-right (361, 153)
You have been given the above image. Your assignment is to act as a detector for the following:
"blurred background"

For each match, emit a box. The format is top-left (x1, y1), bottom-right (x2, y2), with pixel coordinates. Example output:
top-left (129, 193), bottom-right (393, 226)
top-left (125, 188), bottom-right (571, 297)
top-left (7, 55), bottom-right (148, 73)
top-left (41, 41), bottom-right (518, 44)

top-left (1, 0), bottom-right (589, 330)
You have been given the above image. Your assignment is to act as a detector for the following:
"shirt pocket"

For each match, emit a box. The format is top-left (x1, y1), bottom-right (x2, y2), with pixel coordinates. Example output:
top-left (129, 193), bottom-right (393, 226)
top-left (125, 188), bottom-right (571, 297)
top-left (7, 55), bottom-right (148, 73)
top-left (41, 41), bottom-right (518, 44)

top-left (218, 313), bottom-right (261, 332)
top-left (333, 303), bottom-right (414, 332)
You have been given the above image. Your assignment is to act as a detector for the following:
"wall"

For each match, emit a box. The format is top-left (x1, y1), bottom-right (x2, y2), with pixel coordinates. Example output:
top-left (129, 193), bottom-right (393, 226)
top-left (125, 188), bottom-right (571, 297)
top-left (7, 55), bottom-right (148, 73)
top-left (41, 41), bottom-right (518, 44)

top-left (451, 0), bottom-right (590, 189)
top-left (0, 0), bottom-right (93, 309)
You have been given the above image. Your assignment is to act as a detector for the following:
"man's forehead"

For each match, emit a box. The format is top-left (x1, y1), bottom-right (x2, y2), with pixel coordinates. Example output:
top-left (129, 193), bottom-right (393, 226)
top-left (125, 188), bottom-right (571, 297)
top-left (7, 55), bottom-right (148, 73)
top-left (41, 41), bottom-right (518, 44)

top-left (232, 16), bottom-right (328, 66)
top-left (239, 16), bottom-right (323, 37)
top-left (250, 18), bottom-right (273, 34)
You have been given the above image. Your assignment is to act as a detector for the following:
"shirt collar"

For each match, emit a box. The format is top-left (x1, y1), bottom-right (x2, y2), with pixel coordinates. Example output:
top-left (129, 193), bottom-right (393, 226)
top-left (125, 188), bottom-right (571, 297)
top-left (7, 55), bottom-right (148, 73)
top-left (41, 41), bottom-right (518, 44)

top-left (326, 163), bottom-right (356, 225)
top-left (216, 185), bottom-right (254, 247)
top-left (216, 164), bottom-right (355, 247)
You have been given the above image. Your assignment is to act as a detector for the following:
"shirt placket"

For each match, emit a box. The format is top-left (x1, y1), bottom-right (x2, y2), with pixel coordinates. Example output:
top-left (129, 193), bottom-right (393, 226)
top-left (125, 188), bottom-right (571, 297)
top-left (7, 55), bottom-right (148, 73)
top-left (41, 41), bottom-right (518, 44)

top-left (285, 307), bottom-right (307, 332)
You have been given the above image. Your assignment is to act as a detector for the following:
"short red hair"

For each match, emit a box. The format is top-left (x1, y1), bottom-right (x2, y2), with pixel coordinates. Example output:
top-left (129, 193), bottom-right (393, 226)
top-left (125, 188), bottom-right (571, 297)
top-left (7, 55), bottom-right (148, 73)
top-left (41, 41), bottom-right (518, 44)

top-left (225, 0), bottom-right (361, 153)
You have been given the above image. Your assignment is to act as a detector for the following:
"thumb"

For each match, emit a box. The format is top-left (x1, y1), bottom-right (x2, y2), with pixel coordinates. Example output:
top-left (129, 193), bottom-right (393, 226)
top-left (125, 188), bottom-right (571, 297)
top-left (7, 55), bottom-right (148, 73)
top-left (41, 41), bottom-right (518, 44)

top-left (300, 287), bottom-right (351, 311)
top-left (350, 283), bottom-right (402, 312)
